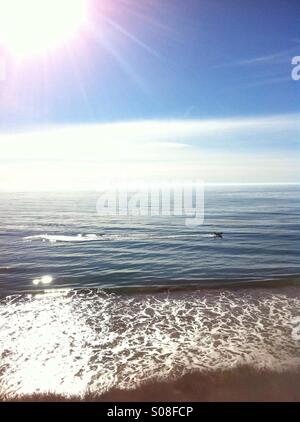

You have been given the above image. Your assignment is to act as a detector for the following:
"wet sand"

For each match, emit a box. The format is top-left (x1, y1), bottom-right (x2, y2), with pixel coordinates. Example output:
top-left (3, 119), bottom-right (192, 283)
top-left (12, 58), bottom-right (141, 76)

top-left (3, 366), bottom-right (300, 402)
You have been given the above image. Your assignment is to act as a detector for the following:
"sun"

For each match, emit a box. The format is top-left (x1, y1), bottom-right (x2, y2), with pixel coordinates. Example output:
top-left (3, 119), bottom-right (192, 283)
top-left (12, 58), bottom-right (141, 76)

top-left (0, 0), bottom-right (89, 58)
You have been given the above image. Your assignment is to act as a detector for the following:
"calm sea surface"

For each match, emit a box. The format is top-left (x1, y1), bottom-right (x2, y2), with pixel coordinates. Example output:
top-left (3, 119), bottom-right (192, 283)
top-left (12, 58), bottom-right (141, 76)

top-left (0, 185), bottom-right (299, 295)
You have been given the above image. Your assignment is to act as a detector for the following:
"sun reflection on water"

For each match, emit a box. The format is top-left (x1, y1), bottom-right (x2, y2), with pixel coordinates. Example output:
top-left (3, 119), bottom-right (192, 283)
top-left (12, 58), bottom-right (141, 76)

top-left (32, 275), bottom-right (53, 286)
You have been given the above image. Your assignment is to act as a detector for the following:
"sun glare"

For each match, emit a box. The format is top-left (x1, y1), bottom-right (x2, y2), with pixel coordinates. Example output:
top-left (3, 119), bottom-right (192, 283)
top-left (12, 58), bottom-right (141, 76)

top-left (0, 0), bottom-right (88, 58)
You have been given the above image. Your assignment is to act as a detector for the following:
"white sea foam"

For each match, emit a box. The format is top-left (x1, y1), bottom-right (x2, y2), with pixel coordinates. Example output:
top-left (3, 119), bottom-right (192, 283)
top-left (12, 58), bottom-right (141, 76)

top-left (0, 288), bottom-right (299, 398)
top-left (23, 232), bottom-right (218, 244)
top-left (24, 234), bottom-right (101, 243)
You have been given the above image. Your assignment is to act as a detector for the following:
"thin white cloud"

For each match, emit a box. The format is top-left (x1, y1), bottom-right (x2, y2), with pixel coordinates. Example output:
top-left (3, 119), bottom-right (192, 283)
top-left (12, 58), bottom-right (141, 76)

top-left (236, 50), bottom-right (292, 65)
top-left (0, 114), bottom-right (299, 190)
top-left (217, 47), bottom-right (298, 68)
top-left (1, 112), bottom-right (299, 155)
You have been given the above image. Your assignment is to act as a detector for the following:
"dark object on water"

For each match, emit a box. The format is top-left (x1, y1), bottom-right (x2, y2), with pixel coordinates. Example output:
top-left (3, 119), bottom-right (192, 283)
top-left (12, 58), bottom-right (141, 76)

top-left (213, 232), bottom-right (223, 239)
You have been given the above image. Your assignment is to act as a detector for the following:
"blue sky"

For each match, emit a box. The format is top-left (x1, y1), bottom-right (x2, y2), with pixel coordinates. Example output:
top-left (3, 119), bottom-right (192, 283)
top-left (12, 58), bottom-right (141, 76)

top-left (0, 0), bottom-right (299, 189)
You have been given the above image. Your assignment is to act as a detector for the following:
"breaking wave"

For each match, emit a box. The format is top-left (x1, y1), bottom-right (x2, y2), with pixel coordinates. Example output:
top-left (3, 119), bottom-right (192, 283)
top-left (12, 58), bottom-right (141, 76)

top-left (23, 234), bottom-right (102, 243)
top-left (23, 232), bottom-right (223, 245)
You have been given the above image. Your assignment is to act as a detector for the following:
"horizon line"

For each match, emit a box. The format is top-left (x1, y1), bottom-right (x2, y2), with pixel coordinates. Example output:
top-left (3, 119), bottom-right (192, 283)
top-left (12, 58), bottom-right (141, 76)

top-left (0, 182), bottom-right (299, 193)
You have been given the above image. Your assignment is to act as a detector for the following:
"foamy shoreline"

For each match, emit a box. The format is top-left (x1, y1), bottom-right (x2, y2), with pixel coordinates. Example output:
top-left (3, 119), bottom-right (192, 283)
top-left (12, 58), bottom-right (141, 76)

top-left (1, 285), bottom-right (300, 401)
top-left (2, 367), bottom-right (300, 402)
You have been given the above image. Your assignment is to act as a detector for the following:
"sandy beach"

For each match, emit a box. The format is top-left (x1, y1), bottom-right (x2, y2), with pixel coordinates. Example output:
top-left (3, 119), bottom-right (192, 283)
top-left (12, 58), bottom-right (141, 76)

top-left (2, 366), bottom-right (300, 402)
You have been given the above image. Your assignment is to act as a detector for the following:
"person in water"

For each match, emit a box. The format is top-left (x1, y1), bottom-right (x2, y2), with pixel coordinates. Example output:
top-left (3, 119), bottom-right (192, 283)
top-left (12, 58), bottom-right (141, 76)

top-left (213, 232), bottom-right (223, 239)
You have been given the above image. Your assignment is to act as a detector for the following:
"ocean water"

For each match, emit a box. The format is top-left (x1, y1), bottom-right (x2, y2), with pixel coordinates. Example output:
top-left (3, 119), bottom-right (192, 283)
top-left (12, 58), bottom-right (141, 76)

top-left (0, 185), bottom-right (300, 398)
top-left (0, 185), bottom-right (299, 294)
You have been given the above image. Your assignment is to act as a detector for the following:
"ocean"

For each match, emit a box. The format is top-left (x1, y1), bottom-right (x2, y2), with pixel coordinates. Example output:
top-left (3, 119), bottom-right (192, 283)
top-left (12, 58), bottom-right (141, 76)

top-left (1, 185), bottom-right (300, 293)
top-left (0, 185), bottom-right (300, 398)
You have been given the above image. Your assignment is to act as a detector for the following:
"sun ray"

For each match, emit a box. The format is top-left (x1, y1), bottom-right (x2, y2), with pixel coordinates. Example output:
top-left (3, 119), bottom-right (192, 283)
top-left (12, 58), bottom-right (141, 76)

top-left (89, 23), bottom-right (150, 94)
top-left (104, 16), bottom-right (160, 58)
